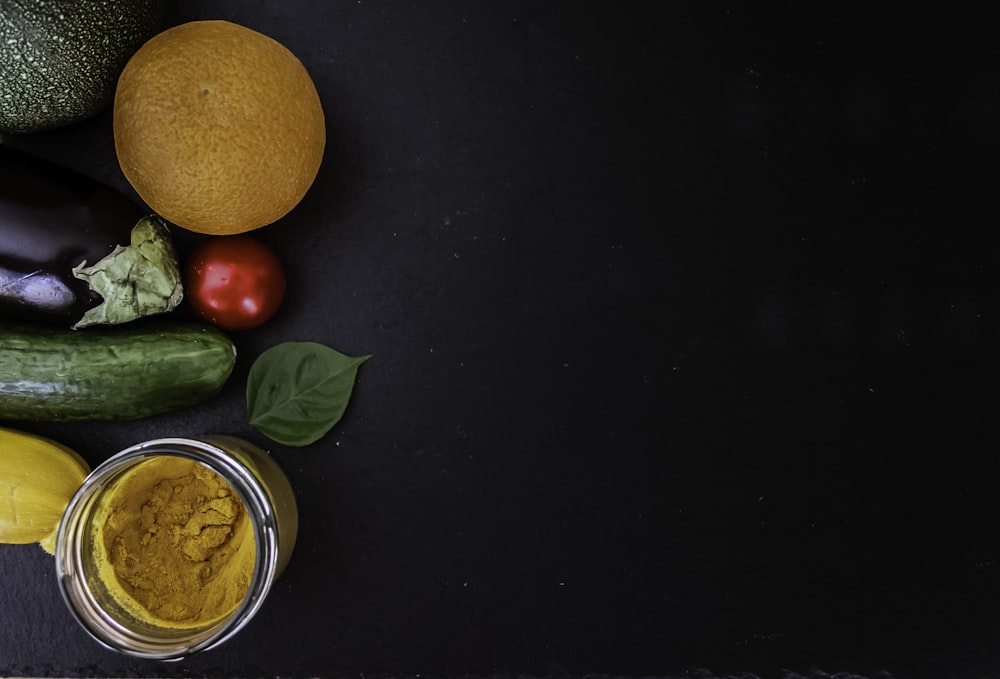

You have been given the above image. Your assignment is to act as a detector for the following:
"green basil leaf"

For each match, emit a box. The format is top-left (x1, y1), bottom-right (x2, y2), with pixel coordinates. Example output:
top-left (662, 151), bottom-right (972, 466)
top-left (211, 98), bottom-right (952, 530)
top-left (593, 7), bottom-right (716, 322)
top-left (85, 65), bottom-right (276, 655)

top-left (247, 342), bottom-right (371, 447)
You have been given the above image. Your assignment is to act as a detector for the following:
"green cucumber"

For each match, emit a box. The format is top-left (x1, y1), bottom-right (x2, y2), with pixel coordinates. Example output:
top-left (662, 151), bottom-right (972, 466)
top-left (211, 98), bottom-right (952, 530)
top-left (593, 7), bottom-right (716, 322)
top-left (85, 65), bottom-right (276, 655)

top-left (0, 321), bottom-right (236, 422)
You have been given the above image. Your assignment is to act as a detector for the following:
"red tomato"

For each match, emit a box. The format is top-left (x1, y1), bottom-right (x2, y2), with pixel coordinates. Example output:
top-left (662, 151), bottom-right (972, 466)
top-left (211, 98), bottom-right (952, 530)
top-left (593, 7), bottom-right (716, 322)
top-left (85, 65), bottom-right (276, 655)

top-left (183, 235), bottom-right (286, 331)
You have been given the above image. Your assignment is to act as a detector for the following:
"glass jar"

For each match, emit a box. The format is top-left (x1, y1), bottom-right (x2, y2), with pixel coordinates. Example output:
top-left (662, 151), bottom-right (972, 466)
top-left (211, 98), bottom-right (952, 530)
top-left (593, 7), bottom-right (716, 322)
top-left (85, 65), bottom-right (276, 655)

top-left (55, 435), bottom-right (298, 660)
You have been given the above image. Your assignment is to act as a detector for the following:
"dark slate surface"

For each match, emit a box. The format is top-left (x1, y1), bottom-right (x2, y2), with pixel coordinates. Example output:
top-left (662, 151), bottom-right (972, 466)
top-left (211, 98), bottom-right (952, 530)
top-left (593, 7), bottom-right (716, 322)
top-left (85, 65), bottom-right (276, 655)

top-left (1, 2), bottom-right (999, 678)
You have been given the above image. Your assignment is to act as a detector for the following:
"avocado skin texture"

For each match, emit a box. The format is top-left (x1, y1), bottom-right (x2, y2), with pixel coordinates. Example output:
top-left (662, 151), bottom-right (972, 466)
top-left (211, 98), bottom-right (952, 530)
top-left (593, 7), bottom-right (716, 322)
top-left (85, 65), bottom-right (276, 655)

top-left (0, 0), bottom-right (162, 135)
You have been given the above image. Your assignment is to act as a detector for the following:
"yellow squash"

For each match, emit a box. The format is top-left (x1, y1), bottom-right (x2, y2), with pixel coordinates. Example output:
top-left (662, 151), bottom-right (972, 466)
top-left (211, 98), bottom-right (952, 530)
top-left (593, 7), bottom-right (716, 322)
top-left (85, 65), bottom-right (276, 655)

top-left (0, 427), bottom-right (89, 554)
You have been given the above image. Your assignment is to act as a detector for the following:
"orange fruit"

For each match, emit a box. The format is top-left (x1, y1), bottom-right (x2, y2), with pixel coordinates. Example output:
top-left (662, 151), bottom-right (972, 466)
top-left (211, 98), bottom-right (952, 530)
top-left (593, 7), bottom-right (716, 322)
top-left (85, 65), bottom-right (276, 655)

top-left (113, 20), bottom-right (326, 235)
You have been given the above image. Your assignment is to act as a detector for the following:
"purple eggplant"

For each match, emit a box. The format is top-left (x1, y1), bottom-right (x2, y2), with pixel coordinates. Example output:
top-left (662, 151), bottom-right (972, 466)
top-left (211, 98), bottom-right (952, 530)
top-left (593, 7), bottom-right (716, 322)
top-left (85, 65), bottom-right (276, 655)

top-left (0, 145), bottom-right (182, 328)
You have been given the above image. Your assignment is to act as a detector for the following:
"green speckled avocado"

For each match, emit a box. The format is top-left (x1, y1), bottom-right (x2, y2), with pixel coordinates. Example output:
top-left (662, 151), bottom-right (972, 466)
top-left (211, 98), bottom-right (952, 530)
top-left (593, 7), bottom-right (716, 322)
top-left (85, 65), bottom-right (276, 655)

top-left (0, 0), bottom-right (162, 134)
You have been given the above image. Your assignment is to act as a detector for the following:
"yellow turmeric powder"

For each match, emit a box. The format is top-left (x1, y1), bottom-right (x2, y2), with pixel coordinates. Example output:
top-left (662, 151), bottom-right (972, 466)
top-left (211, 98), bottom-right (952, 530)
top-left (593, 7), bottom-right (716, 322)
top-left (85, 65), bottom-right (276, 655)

top-left (93, 455), bottom-right (256, 628)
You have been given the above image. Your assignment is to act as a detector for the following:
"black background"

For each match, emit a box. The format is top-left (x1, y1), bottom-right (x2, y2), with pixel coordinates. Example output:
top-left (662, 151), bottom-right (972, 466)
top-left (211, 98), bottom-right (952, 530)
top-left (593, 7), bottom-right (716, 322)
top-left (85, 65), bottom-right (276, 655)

top-left (2, 2), bottom-right (999, 678)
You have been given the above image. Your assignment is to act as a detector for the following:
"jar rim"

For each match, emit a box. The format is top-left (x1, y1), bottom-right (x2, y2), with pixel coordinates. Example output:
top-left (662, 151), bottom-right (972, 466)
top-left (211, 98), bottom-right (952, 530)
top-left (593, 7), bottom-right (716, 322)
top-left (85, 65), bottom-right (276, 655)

top-left (55, 437), bottom-right (281, 661)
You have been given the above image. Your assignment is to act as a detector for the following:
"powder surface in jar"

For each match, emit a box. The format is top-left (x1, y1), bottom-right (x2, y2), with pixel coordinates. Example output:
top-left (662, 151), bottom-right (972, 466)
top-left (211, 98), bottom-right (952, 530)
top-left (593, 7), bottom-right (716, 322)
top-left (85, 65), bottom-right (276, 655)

top-left (94, 455), bottom-right (256, 628)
